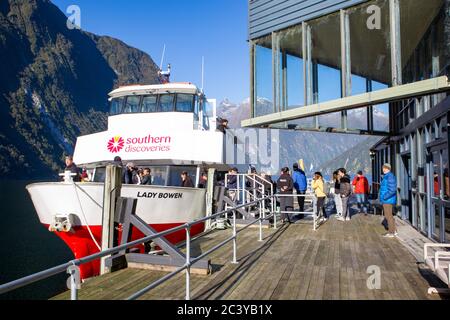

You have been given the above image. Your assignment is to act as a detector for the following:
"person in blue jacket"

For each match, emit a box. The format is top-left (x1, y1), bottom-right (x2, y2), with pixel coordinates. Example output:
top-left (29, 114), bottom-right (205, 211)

top-left (379, 163), bottom-right (398, 238)
top-left (292, 163), bottom-right (307, 217)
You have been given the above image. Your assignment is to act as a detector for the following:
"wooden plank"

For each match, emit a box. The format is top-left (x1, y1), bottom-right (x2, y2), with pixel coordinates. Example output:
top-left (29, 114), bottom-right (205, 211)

top-left (50, 215), bottom-right (446, 301)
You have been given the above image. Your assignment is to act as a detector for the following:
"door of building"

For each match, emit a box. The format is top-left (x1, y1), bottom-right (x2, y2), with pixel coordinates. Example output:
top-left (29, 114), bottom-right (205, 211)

top-left (400, 153), bottom-right (412, 224)
top-left (427, 142), bottom-right (450, 243)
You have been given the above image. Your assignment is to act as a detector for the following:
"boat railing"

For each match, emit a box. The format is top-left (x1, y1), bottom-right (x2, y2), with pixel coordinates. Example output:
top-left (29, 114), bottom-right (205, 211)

top-left (0, 195), bottom-right (279, 301)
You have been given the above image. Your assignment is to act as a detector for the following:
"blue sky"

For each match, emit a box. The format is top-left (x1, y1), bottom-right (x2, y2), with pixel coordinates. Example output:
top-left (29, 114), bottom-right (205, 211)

top-left (51, 0), bottom-right (249, 103)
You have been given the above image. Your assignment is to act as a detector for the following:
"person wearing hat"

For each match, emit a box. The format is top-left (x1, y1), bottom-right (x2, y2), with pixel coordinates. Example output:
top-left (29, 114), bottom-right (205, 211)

top-left (277, 167), bottom-right (294, 223)
top-left (379, 163), bottom-right (398, 238)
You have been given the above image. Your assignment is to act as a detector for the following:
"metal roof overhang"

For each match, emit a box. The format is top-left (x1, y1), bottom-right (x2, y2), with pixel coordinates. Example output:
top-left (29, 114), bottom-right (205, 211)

top-left (242, 76), bottom-right (450, 128)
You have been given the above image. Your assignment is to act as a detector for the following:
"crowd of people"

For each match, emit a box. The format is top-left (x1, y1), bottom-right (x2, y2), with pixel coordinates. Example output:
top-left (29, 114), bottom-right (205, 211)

top-left (224, 162), bottom-right (398, 238)
top-left (62, 155), bottom-right (205, 189)
top-left (63, 155), bottom-right (398, 238)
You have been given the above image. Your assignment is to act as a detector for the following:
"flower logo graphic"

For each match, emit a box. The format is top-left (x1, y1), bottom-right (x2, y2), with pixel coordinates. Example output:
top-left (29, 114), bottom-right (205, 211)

top-left (107, 136), bottom-right (125, 153)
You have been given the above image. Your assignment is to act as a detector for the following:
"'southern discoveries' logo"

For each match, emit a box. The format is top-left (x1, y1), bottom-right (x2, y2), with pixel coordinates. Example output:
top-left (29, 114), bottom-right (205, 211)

top-left (107, 136), bottom-right (125, 153)
top-left (107, 134), bottom-right (172, 154)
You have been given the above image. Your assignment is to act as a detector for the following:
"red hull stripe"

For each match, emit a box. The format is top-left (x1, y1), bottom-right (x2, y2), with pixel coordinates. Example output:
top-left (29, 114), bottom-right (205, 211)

top-left (43, 222), bottom-right (205, 279)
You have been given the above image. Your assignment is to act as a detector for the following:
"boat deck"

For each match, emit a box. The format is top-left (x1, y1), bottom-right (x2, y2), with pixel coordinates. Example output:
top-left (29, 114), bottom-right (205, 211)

top-left (52, 214), bottom-right (447, 300)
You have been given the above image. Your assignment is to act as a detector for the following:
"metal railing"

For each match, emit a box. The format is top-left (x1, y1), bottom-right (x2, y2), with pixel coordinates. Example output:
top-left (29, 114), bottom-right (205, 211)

top-left (276, 193), bottom-right (321, 231)
top-left (0, 195), bottom-right (278, 301)
top-left (225, 173), bottom-right (275, 217)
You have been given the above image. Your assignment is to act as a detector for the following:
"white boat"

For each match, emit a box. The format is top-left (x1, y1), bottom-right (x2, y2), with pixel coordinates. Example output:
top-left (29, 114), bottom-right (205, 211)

top-left (26, 81), bottom-right (227, 279)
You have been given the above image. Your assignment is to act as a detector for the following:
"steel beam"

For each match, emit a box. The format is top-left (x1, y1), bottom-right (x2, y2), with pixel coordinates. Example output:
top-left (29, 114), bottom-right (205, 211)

top-left (241, 76), bottom-right (450, 128)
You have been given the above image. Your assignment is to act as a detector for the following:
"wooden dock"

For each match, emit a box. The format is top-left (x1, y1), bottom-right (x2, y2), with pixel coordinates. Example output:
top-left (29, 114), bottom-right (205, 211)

top-left (52, 215), bottom-right (447, 300)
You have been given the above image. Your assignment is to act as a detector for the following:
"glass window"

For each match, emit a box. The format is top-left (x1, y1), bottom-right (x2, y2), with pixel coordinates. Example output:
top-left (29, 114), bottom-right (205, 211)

top-left (348, 0), bottom-right (392, 87)
top-left (445, 207), bottom-right (450, 243)
top-left (123, 96), bottom-right (141, 113)
top-left (254, 34), bottom-right (274, 117)
top-left (150, 166), bottom-right (168, 186)
top-left (443, 148), bottom-right (449, 200)
top-left (372, 81), bottom-right (390, 132)
top-left (309, 12), bottom-right (342, 129)
top-left (176, 94), bottom-right (194, 112)
top-left (93, 167), bottom-right (106, 182)
top-left (168, 167), bottom-right (197, 187)
top-left (159, 94), bottom-right (175, 112)
top-left (277, 25), bottom-right (304, 110)
top-left (110, 97), bottom-right (124, 115)
top-left (432, 151), bottom-right (441, 197)
top-left (141, 95), bottom-right (158, 113)
top-left (401, 0), bottom-right (444, 84)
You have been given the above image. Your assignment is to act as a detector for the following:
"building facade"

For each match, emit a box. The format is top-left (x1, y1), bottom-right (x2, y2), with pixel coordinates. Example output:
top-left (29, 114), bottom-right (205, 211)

top-left (245, 0), bottom-right (449, 242)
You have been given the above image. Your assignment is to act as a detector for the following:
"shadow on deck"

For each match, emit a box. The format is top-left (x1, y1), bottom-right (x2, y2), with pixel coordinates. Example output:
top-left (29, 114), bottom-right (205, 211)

top-left (52, 214), bottom-right (448, 300)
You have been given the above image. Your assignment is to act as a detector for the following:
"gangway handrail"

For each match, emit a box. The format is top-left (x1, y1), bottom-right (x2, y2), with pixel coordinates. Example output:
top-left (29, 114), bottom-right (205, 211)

top-left (274, 193), bottom-right (321, 231)
top-left (0, 195), bottom-right (277, 300)
top-left (225, 173), bottom-right (275, 216)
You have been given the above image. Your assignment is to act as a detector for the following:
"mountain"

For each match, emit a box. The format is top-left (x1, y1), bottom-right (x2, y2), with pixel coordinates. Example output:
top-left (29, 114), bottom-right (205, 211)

top-left (319, 136), bottom-right (382, 178)
top-left (0, 0), bottom-right (160, 179)
top-left (217, 99), bottom-right (387, 176)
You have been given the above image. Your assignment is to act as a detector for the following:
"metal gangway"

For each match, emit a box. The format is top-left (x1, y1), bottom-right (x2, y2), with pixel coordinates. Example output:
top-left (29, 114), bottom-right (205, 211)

top-left (223, 173), bottom-right (325, 230)
top-left (224, 173), bottom-right (275, 220)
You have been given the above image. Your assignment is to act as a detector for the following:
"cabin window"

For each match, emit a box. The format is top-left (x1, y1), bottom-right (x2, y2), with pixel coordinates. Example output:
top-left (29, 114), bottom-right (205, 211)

top-left (110, 97), bottom-right (124, 115)
top-left (176, 94), bottom-right (195, 112)
top-left (168, 167), bottom-right (197, 187)
top-left (141, 95), bottom-right (158, 112)
top-left (159, 94), bottom-right (175, 112)
top-left (123, 96), bottom-right (141, 113)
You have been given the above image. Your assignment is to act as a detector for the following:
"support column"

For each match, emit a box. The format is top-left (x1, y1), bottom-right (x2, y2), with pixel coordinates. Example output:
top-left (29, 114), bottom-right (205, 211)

top-left (100, 165), bottom-right (122, 275)
top-left (250, 40), bottom-right (256, 118)
top-left (340, 9), bottom-right (351, 130)
top-left (390, 0), bottom-right (402, 86)
top-left (367, 79), bottom-right (374, 133)
top-left (303, 22), bottom-right (313, 127)
top-left (272, 32), bottom-right (281, 113)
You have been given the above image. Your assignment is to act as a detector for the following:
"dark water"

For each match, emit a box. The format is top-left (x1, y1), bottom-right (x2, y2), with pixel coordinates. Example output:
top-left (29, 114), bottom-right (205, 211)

top-left (0, 180), bottom-right (73, 300)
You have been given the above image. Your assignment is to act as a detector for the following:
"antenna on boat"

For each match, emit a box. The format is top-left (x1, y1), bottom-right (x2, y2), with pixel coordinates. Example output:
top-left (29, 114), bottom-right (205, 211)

top-left (158, 44), bottom-right (171, 84)
top-left (159, 44), bottom-right (166, 70)
top-left (201, 56), bottom-right (205, 92)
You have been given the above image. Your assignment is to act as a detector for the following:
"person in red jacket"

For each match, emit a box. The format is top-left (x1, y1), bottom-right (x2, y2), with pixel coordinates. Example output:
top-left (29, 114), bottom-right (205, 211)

top-left (352, 170), bottom-right (370, 215)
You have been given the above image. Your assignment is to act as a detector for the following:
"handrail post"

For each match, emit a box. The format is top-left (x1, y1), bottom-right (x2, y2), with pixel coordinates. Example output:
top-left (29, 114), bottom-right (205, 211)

top-left (185, 226), bottom-right (191, 300)
top-left (313, 195), bottom-right (317, 231)
top-left (67, 265), bottom-right (80, 301)
top-left (262, 185), bottom-right (266, 219)
top-left (258, 200), bottom-right (263, 242)
top-left (232, 210), bottom-right (238, 264)
top-left (274, 201), bottom-right (279, 229)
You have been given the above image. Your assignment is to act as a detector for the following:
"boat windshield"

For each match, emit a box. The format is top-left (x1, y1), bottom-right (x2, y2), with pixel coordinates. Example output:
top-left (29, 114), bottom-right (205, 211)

top-left (92, 165), bottom-right (197, 187)
top-left (109, 93), bottom-right (196, 115)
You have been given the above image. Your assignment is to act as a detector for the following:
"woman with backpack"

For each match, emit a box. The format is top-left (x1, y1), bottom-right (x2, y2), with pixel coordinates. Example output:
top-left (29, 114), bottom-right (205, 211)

top-left (312, 172), bottom-right (327, 221)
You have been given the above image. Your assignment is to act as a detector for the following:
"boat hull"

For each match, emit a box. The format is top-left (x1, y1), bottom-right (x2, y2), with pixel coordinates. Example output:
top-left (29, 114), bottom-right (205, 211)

top-left (27, 182), bottom-right (207, 279)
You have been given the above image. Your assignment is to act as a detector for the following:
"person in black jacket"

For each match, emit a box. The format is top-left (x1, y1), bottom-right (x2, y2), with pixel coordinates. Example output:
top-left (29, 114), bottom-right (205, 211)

top-left (113, 156), bottom-right (127, 184)
top-left (181, 171), bottom-right (194, 188)
top-left (141, 168), bottom-right (152, 185)
top-left (337, 168), bottom-right (352, 221)
top-left (64, 155), bottom-right (81, 182)
top-left (277, 167), bottom-right (294, 223)
top-left (227, 168), bottom-right (239, 201)
top-left (197, 172), bottom-right (208, 188)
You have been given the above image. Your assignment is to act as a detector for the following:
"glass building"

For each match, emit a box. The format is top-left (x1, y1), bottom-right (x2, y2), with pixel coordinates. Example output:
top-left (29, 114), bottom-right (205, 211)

top-left (244, 0), bottom-right (449, 243)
